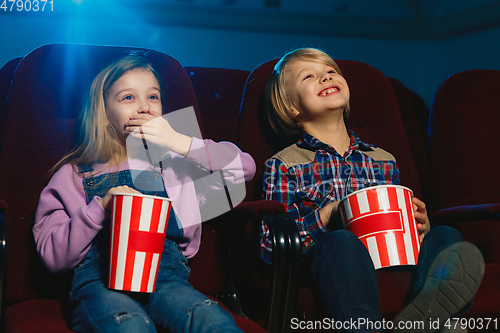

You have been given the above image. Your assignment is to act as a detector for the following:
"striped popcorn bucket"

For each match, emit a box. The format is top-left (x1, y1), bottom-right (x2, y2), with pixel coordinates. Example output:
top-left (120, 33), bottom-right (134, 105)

top-left (339, 185), bottom-right (420, 269)
top-left (109, 193), bottom-right (172, 292)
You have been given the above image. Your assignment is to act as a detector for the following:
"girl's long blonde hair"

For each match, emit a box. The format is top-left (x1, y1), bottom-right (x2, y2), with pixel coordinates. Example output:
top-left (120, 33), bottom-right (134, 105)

top-left (50, 55), bottom-right (164, 177)
top-left (264, 47), bottom-right (350, 138)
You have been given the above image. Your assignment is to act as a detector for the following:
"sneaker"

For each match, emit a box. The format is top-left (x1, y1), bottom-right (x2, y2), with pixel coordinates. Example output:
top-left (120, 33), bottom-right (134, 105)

top-left (393, 242), bottom-right (484, 333)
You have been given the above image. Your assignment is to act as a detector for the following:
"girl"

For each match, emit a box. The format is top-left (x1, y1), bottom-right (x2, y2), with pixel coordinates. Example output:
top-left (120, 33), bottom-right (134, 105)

top-left (260, 48), bottom-right (484, 332)
top-left (33, 54), bottom-right (255, 333)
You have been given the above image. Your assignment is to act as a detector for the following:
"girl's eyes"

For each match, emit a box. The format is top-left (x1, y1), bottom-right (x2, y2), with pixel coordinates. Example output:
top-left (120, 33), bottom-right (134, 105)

top-left (121, 95), bottom-right (160, 101)
top-left (303, 74), bottom-right (313, 80)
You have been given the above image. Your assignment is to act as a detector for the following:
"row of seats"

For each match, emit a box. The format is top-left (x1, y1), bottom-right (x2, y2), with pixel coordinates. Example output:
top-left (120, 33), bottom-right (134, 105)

top-left (0, 44), bottom-right (498, 332)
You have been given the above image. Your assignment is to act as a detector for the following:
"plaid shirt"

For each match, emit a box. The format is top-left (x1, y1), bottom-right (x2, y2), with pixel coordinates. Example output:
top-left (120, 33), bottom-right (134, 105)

top-left (260, 131), bottom-right (400, 264)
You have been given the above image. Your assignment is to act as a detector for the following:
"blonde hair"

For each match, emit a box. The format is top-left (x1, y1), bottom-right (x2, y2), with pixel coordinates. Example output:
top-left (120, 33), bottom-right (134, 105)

top-left (264, 47), bottom-right (350, 138)
top-left (50, 55), bottom-right (164, 176)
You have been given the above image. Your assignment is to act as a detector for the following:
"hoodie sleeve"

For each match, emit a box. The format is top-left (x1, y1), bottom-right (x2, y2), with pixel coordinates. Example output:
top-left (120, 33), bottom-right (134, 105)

top-left (185, 137), bottom-right (256, 183)
top-left (33, 164), bottom-right (110, 274)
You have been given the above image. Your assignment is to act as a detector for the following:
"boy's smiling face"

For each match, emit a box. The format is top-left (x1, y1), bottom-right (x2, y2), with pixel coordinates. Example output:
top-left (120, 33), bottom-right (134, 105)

top-left (285, 60), bottom-right (350, 122)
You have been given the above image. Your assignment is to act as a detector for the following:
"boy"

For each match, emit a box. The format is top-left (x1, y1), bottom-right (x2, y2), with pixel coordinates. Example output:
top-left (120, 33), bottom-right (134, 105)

top-left (260, 48), bottom-right (484, 332)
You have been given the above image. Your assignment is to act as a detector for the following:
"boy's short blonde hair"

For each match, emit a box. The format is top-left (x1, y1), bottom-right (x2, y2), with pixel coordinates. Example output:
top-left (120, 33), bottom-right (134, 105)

top-left (264, 48), bottom-right (350, 138)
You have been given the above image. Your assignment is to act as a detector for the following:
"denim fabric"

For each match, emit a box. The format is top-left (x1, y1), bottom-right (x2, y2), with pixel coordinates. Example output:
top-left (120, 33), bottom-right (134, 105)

top-left (67, 165), bottom-right (242, 333)
top-left (305, 230), bottom-right (383, 333)
top-left (305, 226), bottom-right (470, 333)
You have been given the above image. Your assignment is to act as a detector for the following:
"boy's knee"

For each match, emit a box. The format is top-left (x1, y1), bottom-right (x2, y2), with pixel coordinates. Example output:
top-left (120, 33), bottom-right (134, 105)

top-left (424, 225), bottom-right (465, 245)
top-left (319, 230), bottom-right (361, 251)
top-left (313, 230), bottom-right (369, 261)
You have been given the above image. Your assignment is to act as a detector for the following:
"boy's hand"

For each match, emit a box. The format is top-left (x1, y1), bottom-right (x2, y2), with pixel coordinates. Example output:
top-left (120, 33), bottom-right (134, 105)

top-left (319, 200), bottom-right (343, 230)
top-left (98, 185), bottom-right (142, 213)
top-left (126, 114), bottom-right (192, 156)
top-left (412, 197), bottom-right (430, 242)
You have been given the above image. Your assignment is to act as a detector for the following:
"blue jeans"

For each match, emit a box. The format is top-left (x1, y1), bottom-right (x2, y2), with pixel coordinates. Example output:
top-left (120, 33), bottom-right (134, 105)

top-left (305, 226), bottom-right (467, 333)
top-left (68, 237), bottom-right (242, 333)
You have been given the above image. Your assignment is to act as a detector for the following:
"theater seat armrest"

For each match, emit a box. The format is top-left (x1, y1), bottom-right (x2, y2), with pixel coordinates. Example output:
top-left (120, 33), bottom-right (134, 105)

top-left (214, 200), bottom-right (287, 318)
top-left (232, 200), bottom-right (287, 217)
top-left (226, 201), bottom-right (300, 332)
top-left (430, 203), bottom-right (500, 225)
top-left (259, 212), bottom-right (301, 333)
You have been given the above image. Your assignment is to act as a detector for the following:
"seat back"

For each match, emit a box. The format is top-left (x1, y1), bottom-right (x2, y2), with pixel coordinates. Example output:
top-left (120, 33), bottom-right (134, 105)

top-left (185, 67), bottom-right (250, 143)
top-left (238, 58), bottom-right (421, 202)
top-left (388, 77), bottom-right (430, 200)
top-left (0, 57), bottom-right (23, 159)
top-left (181, 67), bottom-right (251, 297)
top-left (0, 44), bottom-right (203, 304)
top-left (427, 70), bottom-right (500, 322)
top-left (428, 69), bottom-right (500, 212)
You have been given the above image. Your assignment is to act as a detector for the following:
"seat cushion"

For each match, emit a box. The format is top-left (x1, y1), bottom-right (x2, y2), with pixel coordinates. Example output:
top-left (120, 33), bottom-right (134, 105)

top-left (5, 296), bottom-right (268, 333)
top-left (5, 299), bottom-right (72, 333)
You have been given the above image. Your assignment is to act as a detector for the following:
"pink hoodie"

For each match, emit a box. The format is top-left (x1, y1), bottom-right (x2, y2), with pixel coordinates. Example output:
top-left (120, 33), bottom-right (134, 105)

top-left (33, 138), bottom-right (256, 274)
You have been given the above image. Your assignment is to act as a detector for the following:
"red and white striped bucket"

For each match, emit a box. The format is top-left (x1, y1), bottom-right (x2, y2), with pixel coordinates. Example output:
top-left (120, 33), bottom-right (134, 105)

top-left (339, 185), bottom-right (420, 269)
top-left (109, 193), bottom-right (172, 292)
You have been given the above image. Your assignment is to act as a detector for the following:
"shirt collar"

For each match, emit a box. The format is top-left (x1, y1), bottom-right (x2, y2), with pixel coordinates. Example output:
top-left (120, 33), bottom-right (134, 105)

top-left (298, 130), bottom-right (375, 154)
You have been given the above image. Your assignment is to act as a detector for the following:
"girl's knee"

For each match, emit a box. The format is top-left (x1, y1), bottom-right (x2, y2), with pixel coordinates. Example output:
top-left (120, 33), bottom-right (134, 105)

top-left (72, 310), bottom-right (156, 333)
top-left (110, 311), bottom-right (156, 333)
top-left (187, 299), bottom-right (242, 333)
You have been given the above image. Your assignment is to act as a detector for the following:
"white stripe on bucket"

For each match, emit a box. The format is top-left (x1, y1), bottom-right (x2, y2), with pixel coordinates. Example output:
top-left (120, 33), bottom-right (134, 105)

top-left (385, 232), bottom-right (400, 266)
top-left (131, 252), bottom-right (146, 292)
top-left (397, 188), bottom-right (415, 264)
top-left (115, 195), bottom-right (133, 290)
top-left (408, 190), bottom-right (420, 252)
top-left (344, 197), bottom-right (353, 221)
top-left (139, 198), bottom-right (153, 232)
top-left (357, 190), bottom-right (370, 214)
top-left (148, 253), bottom-right (160, 292)
top-left (109, 196), bottom-right (117, 281)
top-left (366, 236), bottom-right (381, 269)
top-left (376, 187), bottom-right (390, 210)
top-left (157, 201), bottom-right (169, 233)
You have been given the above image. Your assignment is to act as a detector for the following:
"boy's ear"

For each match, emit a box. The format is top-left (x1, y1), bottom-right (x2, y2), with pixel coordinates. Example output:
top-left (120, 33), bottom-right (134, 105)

top-left (290, 105), bottom-right (300, 118)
